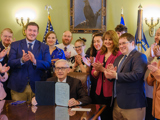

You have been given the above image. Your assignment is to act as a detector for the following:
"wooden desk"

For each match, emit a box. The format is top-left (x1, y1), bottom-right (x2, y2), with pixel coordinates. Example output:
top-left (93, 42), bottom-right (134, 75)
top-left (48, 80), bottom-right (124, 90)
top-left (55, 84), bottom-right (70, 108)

top-left (1, 100), bottom-right (106, 120)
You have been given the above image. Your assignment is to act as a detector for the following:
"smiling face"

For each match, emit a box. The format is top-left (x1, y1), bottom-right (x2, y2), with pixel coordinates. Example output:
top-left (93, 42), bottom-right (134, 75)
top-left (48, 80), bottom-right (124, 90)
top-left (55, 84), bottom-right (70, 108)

top-left (46, 33), bottom-right (56, 46)
top-left (55, 61), bottom-right (70, 81)
top-left (62, 31), bottom-right (72, 46)
top-left (25, 25), bottom-right (39, 42)
top-left (155, 28), bottom-right (160, 44)
top-left (103, 35), bottom-right (114, 50)
top-left (119, 37), bottom-right (134, 55)
top-left (93, 36), bottom-right (103, 51)
top-left (74, 41), bottom-right (85, 55)
top-left (1, 30), bottom-right (13, 47)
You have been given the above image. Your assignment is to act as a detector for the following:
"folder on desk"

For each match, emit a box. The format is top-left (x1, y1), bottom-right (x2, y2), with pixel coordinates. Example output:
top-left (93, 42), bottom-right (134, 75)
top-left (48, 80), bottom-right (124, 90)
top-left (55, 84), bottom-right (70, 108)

top-left (35, 81), bottom-right (55, 105)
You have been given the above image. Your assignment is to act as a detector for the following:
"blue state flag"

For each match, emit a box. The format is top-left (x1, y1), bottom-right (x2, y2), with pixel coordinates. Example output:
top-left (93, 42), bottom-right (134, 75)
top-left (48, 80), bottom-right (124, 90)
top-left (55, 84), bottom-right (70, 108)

top-left (42, 15), bottom-right (59, 45)
top-left (135, 29), bottom-right (149, 52)
top-left (120, 14), bottom-right (126, 26)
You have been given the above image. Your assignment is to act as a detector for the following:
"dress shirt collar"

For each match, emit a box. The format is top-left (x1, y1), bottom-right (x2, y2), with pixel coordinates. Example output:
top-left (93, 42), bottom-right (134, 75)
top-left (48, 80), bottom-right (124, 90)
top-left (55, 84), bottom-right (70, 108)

top-left (58, 77), bottom-right (67, 83)
top-left (62, 43), bottom-right (70, 49)
top-left (26, 38), bottom-right (36, 45)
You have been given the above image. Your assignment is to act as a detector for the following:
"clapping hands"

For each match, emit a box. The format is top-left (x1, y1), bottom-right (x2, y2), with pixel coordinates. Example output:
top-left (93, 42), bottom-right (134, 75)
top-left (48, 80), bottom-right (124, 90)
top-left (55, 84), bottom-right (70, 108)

top-left (148, 61), bottom-right (160, 73)
top-left (0, 48), bottom-right (9, 59)
top-left (104, 63), bottom-right (117, 79)
top-left (22, 50), bottom-right (36, 64)
top-left (64, 51), bottom-right (71, 59)
top-left (82, 56), bottom-right (95, 67)
top-left (92, 61), bottom-right (104, 72)
top-left (0, 63), bottom-right (10, 74)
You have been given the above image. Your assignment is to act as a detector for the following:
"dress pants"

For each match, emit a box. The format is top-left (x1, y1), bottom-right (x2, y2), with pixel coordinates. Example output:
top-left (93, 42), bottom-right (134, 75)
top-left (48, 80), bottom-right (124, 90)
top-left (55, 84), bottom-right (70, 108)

top-left (11, 84), bottom-right (35, 101)
top-left (113, 98), bottom-right (146, 120)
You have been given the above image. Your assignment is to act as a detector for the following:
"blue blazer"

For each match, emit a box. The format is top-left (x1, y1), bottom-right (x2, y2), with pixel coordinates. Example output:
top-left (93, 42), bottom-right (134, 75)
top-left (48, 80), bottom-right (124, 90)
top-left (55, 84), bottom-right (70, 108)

top-left (113, 49), bottom-right (147, 109)
top-left (7, 39), bottom-right (51, 93)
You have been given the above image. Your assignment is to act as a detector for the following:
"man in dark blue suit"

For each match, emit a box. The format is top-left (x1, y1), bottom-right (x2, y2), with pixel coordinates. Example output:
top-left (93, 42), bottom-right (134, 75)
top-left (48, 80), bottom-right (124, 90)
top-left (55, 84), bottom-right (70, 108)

top-left (105, 33), bottom-right (147, 120)
top-left (7, 22), bottom-right (51, 101)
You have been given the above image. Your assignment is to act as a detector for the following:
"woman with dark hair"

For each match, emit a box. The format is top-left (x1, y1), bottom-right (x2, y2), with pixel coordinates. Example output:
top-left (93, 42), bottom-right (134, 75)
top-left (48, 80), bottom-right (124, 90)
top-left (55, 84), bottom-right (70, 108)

top-left (45, 31), bottom-right (66, 77)
top-left (85, 33), bottom-right (103, 104)
top-left (91, 30), bottom-right (121, 120)
top-left (70, 38), bottom-right (89, 73)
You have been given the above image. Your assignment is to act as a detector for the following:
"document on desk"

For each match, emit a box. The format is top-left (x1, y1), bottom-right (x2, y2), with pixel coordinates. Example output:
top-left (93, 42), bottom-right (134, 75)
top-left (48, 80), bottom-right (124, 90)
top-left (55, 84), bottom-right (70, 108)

top-left (55, 106), bottom-right (69, 120)
top-left (55, 82), bottom-right (69, 106)
top-left (71, 108), bottom-right (91, 112)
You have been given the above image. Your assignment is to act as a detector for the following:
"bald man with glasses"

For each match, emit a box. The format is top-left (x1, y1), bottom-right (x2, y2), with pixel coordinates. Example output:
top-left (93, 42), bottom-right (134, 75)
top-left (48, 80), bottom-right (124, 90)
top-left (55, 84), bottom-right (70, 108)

top-left (32, 59), bottom-right (91, 107)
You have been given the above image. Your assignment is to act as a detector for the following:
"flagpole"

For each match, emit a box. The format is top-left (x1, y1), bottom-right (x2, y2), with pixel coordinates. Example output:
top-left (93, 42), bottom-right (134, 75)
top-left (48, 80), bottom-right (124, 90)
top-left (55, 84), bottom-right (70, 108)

top-left (121, 7), bottom-right (123, 14)
top-left (137, 5), bottom-right (143, 52)
top-left (45, 5), bottom-right (52, 32)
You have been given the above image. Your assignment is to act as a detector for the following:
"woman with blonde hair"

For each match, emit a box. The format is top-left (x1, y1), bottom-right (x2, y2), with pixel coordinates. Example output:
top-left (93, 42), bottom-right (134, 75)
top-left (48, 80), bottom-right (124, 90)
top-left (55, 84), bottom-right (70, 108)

top-left (70, 37), bottom-right (89, 73)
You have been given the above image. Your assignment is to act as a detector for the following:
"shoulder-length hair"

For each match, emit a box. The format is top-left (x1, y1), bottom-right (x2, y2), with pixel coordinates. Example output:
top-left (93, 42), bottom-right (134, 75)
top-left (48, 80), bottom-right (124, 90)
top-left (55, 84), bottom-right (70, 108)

top-left (90, 33), bottom-right (103, 57)
top-left (101, 30), bottom-right (119, 56)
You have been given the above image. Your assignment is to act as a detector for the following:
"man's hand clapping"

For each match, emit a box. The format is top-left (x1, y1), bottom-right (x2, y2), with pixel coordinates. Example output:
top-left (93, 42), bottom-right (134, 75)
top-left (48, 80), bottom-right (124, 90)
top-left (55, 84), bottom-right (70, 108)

top-left (0, 63), bottom-right (10, 74)
top-left (22, 50), bottom-right (36, 64)
top-left (64, 51), bottom-right (71, 59)
top-left (0, 48), bottom-right (8, 59)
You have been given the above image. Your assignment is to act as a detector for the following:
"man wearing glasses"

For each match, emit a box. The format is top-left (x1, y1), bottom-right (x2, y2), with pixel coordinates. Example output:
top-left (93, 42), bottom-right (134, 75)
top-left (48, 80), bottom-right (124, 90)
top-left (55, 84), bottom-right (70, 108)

top-left (105, 33), bottom-right (147, 120)
top-left (45, 59), bottom-right (91, 107)
top-left (0, 28), bottom-right (14, 100)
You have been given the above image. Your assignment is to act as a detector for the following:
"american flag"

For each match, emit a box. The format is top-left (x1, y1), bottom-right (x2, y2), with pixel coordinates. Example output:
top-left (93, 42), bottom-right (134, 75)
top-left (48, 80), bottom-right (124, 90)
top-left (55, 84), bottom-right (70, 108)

top-left (42, 15), bottom-right (59, 44)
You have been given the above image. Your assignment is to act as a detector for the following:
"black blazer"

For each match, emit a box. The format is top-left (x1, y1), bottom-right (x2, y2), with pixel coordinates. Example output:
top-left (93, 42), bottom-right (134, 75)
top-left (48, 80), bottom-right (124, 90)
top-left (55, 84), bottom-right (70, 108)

top-left (113, 49), bottom-right (147, 109)
top-left (47, 76), bottom-right (92, 105)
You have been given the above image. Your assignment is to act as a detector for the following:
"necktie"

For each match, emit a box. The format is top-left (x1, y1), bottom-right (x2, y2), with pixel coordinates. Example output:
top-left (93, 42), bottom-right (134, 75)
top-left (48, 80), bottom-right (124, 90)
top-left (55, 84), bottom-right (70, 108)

top-left (117, 55), bottom-right (127, 73)
top-left (28, 43), bottom-right (33, 51)
top-left (64, 47), bottom-right (67, 51)
top-left (114, 55), bottom-right (127, 98)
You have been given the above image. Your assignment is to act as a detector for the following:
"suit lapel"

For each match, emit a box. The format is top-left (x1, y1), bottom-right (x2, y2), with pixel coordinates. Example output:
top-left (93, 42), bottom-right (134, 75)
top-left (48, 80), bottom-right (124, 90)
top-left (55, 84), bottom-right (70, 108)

top-left (66, 76), bottom-right (72, 86)
top-left (20, 39), bottom-right (28, 53)
top-left (120, 49), bottom-right (137, 72)
top-left (32, 40), bottom-right (40, 57)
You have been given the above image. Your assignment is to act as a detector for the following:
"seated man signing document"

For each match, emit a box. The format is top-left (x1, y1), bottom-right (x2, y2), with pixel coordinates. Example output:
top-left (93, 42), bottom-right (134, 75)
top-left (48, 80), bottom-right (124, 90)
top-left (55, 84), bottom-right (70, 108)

top-left (32, 59), bottom-right (91, 107)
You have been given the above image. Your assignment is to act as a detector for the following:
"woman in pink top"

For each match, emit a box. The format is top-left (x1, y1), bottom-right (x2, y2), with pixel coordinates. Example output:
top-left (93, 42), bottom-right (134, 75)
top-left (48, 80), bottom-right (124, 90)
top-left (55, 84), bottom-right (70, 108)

top-left (91, 30), bottom-right (121, 120)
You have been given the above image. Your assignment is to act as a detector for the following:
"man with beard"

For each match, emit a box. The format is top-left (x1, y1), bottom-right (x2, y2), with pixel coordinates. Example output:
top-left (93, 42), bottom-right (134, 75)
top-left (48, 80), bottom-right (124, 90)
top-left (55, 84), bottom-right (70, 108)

top-left (7, 22), bottom-right (51, 101)
top-left (56, 31), bottom-right (77, 67)
top-left (144, 28), bottom-right (160, 120)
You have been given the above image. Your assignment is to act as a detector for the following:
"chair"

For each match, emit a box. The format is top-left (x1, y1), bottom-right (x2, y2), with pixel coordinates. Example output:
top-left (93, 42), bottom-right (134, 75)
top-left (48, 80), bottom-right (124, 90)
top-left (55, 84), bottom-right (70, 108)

top-left (67, 72), bottom-right (90, 95)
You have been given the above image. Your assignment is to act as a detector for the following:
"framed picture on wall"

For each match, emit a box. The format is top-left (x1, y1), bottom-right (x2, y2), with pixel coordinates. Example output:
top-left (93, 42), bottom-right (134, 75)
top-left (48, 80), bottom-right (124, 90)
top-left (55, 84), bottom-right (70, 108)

top-left (70, 0), bottom-right (106, 33)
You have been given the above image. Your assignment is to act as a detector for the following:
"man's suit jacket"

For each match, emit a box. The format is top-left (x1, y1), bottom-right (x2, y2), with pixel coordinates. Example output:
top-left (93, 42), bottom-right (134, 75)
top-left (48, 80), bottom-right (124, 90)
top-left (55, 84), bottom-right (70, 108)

top-left (7, 39), bottom-right (51, 93)
top-left (47, 76), bottom-right (92, 105)
top-left (0, 41), bottom-right (8, 65)
top-left (113, 49), bottom-right (147, 109)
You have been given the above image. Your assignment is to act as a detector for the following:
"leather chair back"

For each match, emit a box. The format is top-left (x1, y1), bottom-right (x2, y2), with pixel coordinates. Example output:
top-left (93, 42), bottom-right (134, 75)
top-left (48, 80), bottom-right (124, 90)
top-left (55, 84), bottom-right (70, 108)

top-left (67, 72), bottom-right (90, 95)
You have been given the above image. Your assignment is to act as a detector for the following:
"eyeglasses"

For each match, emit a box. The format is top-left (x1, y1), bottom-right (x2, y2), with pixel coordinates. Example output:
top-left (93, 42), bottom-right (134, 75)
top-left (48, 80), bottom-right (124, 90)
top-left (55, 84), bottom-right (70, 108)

top-left (74, 45), bottom-right (83, 49)
top-left (118, 41), bottom-right (130, 46)
top-left (3, 35), bottom-right (12, 39)
top-left (55, 67), bottom-right (69, 71)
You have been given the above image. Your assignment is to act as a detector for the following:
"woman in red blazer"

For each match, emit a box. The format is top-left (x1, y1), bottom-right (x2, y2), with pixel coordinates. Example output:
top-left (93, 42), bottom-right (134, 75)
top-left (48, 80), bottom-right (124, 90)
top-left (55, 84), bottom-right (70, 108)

top-left (91, 30), bottom-right (121, 120)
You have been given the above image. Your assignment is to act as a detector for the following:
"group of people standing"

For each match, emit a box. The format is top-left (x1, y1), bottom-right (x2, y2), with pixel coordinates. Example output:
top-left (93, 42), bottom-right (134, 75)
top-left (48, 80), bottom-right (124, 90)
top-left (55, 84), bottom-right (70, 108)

top-left (0, 22), bottom-right (160, 120)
